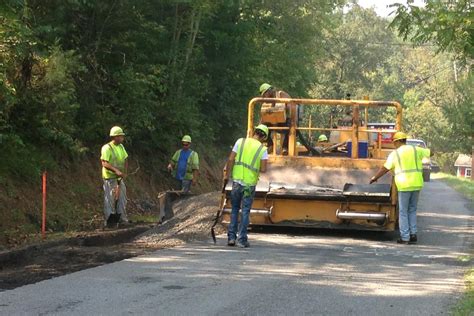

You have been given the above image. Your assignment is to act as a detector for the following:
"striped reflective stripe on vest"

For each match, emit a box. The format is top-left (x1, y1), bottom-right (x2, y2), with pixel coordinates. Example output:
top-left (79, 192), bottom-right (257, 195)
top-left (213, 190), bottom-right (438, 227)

top-left (235, 138), bottom-right (264, 173)
top-left (394, 145), bottom-right (420, 175)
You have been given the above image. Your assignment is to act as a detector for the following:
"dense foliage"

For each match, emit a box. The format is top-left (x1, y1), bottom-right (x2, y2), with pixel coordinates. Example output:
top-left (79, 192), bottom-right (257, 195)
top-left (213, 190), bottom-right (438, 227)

top-left (389, 0), bottom-right (473, 153)
top-left (0, 0), bottom-right (343, 177)
top-left (390, 0), bottom-right (473, 62)
top-left (0, 0), bottom-right (471, 179)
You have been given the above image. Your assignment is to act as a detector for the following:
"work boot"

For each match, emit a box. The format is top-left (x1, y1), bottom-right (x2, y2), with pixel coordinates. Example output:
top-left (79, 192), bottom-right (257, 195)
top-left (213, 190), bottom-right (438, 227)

top-left (237, 240), bottom-right (250, 248)
top-left (227, 239), bottom-right (236, 246)
top-left (397, 238), bottom-right (409, 245)
top-left (409, 234), bottom-right (418, 244)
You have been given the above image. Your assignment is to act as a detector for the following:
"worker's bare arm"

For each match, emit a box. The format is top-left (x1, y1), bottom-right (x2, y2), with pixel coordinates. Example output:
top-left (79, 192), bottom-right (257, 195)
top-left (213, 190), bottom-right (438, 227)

top-left (101, 160), bottom-right (124, 177)
top-left (260, 159), bottom-right (267, 173)
top-left (192, 169), bottom-right (199, 184)
top-left (370, 167), bottom-right (389, 184)
top-left (224, 152), bottom-right (237, 180)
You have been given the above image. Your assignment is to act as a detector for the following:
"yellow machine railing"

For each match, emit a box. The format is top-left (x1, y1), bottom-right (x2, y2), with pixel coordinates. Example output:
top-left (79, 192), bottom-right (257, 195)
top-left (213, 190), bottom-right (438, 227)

top-left (247, 98), bottom-right (402, 159)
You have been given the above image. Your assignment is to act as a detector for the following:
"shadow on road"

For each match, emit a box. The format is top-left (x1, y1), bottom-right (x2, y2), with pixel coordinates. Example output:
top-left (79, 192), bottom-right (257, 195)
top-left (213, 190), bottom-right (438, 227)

top-left (250, 225), bottom-right (397, 242)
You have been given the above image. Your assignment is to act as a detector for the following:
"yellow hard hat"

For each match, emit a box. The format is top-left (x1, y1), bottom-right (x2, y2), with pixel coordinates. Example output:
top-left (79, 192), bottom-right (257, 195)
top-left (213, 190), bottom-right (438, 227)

top-left (255, 124), bottom-right (269, 139)
top-left (318, 134), bottom-right (328, 142)
top-left (259, 83), bottom-right (272, 95)
top-left (393, 131), bottom-right (408, 142)
top-left (182, 135), bottom-right (192, 143)
top-left (110, 126), bottom-right (125, 137)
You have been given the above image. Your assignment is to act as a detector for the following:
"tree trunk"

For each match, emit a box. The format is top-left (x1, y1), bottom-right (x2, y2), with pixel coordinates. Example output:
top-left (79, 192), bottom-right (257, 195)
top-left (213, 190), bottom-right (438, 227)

top-left (169, 3), bottom-right (183, 88)
top-left (176, 5), bottom-right (202, 99)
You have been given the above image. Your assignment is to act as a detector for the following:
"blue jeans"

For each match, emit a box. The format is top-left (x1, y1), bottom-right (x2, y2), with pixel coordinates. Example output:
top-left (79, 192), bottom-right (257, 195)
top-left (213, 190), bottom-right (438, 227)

top-left (175, 179), bottom-right (192, 193)
top-left (398, 190), bottom-right (420, 241)
top-left (227, 182), bottom-right (256, 243)
top-left (181, 179), bottom-right (192, 193)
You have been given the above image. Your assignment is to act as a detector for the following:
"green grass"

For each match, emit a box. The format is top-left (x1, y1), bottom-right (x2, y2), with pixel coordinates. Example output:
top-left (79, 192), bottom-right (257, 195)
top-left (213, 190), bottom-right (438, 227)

top-left (453, 268), bottom-right (474, 316)
top-left (129, 214), bottom-right (158, 224)
top-left (431, 173), bottom-right (474, 200)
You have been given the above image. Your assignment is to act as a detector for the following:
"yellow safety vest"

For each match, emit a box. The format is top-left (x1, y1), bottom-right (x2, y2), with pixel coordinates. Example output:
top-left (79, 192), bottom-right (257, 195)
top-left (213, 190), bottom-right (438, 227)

top-left (389, 145), bottom-right (430, 191)
top-left (171, 149), bottom-right (199, 180)
top-left (101, 142), bottom-right (128, 179)
top-left (232, 138), bottom-right (266, 186)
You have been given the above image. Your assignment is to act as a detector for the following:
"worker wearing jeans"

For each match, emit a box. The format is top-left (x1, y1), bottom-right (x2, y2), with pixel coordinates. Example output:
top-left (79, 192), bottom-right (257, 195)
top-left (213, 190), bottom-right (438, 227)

top-left (370, 131), bottom-right (431, 244)
top-left (228, 182), bottom-right (256, 246)
top-left (398, 190), bottom-right (420, 241)
top-left (167, 135), bottom-right (199, 193)
top-left (225, 124), bottom-right (269, 248)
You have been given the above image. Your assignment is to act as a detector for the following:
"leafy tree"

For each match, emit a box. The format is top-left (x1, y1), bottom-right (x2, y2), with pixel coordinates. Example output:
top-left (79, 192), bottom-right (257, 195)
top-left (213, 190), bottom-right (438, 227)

top-left (312, 5), bottom-right (398, 99)
top-left (443, 72), bottom-right (473, 153)
top-left (390, 0), bottom-right (473, 63)
top-left (0, 0), bottom-right (346, 177)
top-left (404, 100), bottom-right (450, 151)
top-left (390, 0), bottom-right (472, 154)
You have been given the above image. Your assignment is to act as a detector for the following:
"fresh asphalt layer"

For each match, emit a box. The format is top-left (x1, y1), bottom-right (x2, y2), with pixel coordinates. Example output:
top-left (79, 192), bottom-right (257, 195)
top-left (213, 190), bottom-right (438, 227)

top-left (1, 180), bottom-right (472, 315)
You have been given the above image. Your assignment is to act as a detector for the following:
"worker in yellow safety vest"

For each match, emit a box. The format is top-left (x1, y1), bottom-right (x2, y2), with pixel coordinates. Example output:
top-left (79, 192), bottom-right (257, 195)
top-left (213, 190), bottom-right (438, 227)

top-left (224, 124), bottom-right (269, 248)
top-left (167, 135), bottom-right (200, 193)
top-left (100, 126), bottom-right (129, 227)
top-left (370, 132), bottom-right (431, 244)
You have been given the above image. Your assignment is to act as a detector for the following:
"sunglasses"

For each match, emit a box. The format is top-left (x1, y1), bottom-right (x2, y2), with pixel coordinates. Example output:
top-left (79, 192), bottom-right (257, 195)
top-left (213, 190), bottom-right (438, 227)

top-left (182, 143), bottom-right (190, 146)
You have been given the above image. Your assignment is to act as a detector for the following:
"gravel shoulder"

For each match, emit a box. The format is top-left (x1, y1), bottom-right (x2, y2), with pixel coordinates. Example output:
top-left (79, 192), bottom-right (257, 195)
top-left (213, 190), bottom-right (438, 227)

top-left (134, 191), bottom-right (225, 248)
top-left (0, 191), bottom-right (224, 291)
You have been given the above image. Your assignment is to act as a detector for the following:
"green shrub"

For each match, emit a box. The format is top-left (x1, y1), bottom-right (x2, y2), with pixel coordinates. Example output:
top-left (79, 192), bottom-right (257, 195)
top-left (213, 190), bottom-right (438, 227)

top-left (433, 152), bottom-right (459, 175)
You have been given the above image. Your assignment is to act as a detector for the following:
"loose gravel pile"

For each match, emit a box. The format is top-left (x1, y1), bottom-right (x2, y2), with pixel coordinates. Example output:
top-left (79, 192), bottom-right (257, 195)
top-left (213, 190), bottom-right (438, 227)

top-left (134, 191), bottom-right (226, 248)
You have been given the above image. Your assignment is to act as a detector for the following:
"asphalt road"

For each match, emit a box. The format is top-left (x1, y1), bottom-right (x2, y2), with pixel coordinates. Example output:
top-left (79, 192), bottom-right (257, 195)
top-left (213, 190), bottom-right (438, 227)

top-left (1, 180), bottom-right (472, 315)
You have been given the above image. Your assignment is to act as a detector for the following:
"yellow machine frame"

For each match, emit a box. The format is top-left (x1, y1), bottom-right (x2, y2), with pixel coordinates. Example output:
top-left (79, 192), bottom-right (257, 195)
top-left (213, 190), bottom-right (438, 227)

top-left (220, 98), bottom-right (403, 231)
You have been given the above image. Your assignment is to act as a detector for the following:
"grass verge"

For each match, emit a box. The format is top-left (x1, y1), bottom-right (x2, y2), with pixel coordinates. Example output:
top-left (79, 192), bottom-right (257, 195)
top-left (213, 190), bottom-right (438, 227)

top-left (453, 268), bottom-right (474, 316)
top-left (431, 173), bottom-right (474, 200)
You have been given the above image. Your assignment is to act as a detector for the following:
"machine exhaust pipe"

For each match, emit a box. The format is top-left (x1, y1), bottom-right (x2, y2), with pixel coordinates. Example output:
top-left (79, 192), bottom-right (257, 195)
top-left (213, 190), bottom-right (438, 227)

top-left (336, 209), bottom-right (387, 221)
top-left (222, 208), bottom-right (271, 216)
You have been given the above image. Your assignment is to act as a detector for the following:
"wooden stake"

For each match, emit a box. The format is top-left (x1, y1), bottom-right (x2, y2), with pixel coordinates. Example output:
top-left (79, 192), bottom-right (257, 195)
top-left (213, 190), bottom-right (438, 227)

top-left (42, 171), bottom-right (47, 239)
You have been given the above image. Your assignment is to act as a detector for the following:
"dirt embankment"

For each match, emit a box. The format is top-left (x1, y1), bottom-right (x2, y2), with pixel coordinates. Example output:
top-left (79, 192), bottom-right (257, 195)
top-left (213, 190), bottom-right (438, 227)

top-left (0, 149), bottom-right (224, 249)
top-left (0, 191), bottom-right (225, 291)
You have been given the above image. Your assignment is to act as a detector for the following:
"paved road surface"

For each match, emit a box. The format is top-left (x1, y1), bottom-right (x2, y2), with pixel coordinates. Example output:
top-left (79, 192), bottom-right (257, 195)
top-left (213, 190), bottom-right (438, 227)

top-left (1, 180), bottom-right (472, 315)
